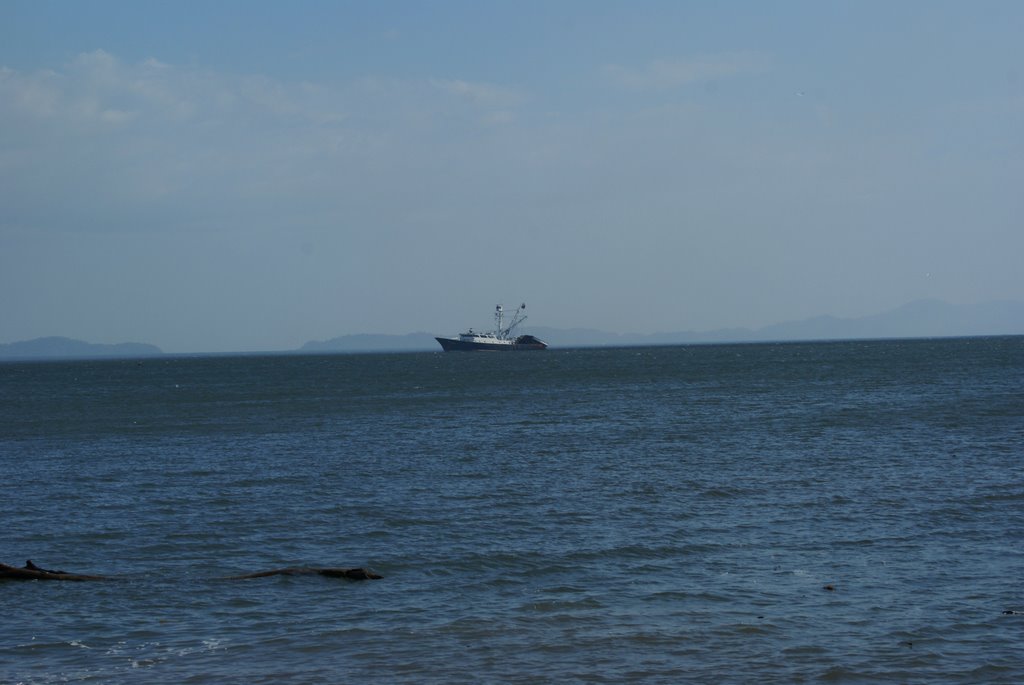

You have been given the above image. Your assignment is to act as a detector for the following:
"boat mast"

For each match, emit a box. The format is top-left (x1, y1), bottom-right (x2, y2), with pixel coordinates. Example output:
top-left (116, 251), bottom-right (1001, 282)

top-left (492, 303), bottom-right (528, 340)
top-left (507, 303), bottom-right (527, 338)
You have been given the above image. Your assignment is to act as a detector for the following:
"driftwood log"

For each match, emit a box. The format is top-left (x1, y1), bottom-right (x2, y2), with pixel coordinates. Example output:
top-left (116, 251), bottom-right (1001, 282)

top-left (219, 567), bottom-right (382, 580)
top-left (1, 561), bottom-right (109, 581)
top-left (1, 560), bottom-right (381, 582)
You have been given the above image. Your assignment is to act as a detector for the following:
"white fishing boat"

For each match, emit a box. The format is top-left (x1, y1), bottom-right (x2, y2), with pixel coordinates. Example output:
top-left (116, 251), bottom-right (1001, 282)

top-left (435, 304), bottom-right (547, 351)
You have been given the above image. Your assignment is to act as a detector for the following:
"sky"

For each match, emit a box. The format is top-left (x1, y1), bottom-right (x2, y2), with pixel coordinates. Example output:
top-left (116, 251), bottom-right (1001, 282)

top-left (2, 1), bottom-right (1022, 352)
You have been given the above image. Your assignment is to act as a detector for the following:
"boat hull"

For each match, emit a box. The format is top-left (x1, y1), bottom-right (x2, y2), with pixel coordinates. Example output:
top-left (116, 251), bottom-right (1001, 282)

top-left (435, 336), bottom-right (547, 351)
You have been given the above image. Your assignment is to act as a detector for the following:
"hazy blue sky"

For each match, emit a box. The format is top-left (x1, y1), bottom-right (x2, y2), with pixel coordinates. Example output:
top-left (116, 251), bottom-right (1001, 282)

top-left (2, 1), bottom-right (1022, 352)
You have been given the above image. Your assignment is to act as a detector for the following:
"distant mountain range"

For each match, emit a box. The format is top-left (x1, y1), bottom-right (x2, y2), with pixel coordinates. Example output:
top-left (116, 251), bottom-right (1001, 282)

top-left (301, 299), bottom-right (1024, 352)
top-left (0, 336), bottom-right (163, 360)
top-left (4, 299), bottom-right (1023, 359)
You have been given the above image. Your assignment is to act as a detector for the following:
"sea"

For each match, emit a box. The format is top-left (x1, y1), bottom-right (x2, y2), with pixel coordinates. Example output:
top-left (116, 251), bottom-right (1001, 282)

top-left (2, 336), bottom-right (1023, 684)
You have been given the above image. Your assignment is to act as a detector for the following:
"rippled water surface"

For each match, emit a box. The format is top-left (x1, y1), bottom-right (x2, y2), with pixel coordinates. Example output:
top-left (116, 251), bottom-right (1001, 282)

top-left (2, 337), bottom-right (1023, 683)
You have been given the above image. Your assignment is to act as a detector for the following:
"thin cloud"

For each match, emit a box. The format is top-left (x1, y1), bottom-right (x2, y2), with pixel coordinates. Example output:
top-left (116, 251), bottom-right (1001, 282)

top-left (0, 66), bottom-right (62, 118)
top-left (0, 51), bottom-right (536, 239)
top-left (603, 53), bottom-right (767, 90)
top-left (430, 78), bottom-right (526, 109)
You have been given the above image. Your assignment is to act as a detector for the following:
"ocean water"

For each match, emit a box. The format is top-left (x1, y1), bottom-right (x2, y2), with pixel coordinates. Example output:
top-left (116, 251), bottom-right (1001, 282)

top-left (2, 337), bottom-right (1023, 684)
